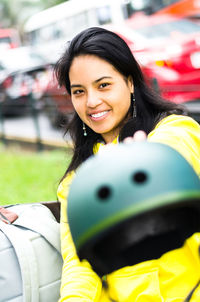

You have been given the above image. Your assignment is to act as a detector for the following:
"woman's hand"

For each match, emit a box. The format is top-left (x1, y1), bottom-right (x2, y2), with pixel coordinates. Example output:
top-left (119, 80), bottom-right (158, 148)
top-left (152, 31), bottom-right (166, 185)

top-left (124, 130), bottom-right (147, 143)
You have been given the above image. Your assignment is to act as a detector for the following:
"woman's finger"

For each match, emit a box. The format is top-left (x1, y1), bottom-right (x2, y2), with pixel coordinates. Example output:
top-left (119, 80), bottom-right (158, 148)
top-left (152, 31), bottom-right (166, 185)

top-left (124, 130), bottom-right (147, 144)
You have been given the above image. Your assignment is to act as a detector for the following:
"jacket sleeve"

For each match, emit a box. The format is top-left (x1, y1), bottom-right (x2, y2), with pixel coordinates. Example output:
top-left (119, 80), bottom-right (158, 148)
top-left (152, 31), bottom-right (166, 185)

top-left (57, 172), bottom-right (103, 301)
top-left (148, 115), bottom-right (200, 176)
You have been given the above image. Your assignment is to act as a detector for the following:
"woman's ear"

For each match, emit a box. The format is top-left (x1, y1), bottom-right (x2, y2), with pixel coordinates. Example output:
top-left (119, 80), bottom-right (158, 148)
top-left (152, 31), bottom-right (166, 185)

top-left (128, 75), bottom-right (134, 93)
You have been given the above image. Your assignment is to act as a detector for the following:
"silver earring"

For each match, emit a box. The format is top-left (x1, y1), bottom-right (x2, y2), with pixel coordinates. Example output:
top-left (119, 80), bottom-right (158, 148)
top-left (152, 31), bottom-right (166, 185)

top-left (83, 122), bottom-right (87, 136)
top-left (131, 93), bottom-right (137, 118)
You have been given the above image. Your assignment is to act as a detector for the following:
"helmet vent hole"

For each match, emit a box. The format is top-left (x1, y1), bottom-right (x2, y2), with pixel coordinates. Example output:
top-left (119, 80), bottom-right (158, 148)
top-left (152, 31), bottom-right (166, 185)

top-left (97, 186), bottom-right (111, 200)
top-left (132, 171), bottom-right (147, 184)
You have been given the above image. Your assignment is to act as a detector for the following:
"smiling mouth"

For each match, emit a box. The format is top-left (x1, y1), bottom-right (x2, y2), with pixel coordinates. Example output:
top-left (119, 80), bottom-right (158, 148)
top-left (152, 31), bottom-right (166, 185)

top-left (90, 111), bottom-right (109, 118)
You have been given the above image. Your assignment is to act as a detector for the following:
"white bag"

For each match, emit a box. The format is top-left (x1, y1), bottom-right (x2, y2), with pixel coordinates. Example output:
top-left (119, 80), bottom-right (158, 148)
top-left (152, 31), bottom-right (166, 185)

top-left (0, 203), bottom-right (63, 302)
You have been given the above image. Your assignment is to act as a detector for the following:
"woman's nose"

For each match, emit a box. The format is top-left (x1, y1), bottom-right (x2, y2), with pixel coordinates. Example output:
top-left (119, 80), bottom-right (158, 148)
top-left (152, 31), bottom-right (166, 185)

top-left (86, 91), bottom-right (102, 108)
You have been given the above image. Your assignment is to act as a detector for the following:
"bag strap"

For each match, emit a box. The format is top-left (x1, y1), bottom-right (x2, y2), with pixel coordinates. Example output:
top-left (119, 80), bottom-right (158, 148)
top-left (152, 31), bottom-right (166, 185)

top-left (13, 205), bottom-right (61, 253)
top-left (2, 204), bottom-right (61, 253)
top-left (0, 220), bottom-right (39, 302)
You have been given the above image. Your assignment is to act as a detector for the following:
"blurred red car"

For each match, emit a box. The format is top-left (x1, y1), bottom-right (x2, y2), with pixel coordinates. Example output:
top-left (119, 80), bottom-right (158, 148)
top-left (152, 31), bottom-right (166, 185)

top-left (113, 13), bottom-right (200, 121)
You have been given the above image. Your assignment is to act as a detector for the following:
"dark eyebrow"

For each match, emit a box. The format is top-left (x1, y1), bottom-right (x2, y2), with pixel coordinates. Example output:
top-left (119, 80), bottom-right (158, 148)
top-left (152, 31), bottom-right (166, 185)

top-left (94, 76), bottom-right (112, 84)
top-left (70, 84), bottom-right (82, 89)
top-left (70, 76), bottom-right (112, 89)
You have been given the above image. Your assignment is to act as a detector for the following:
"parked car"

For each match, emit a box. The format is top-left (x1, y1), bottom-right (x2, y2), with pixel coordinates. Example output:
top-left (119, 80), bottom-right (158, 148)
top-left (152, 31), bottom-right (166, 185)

top-left (122, 14), bottom-right (200, 121)
top-left (0, 46), bottom-right (50, 116)
top-left (42, 66), bottom-right (74, 128)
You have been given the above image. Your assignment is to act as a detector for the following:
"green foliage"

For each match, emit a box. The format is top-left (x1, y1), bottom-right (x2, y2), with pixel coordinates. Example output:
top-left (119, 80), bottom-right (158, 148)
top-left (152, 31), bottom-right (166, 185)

top-left (0, 146), bottom-right (71, 205)
top-left (41, 0), bottom-right (68, 9)
top-left (0, 0), bottom-right (69, 28)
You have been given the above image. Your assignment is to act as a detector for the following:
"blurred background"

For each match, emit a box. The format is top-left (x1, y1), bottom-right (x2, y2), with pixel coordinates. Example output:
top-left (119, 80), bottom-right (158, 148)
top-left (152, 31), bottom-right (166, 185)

top-left (0, 0), bottom-right (200, 148)
top-left (0, 0), bottom-right (200, 204)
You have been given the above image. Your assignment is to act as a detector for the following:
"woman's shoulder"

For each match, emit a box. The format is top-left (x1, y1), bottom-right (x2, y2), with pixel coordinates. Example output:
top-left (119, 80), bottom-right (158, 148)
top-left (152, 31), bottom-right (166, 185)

top-left (149, 114), bottom-right (200, 139)
top-left (148, 114), bottom-right (200, 175)
top-left (155, 114), bottom-right (200, 129)
top-left (57, 171), bottom-right (76, 204)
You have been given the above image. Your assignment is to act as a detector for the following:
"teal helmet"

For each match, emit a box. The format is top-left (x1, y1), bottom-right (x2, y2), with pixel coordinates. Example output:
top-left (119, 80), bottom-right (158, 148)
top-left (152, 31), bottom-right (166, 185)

top-left (67, 141), bottom-right (200, 276)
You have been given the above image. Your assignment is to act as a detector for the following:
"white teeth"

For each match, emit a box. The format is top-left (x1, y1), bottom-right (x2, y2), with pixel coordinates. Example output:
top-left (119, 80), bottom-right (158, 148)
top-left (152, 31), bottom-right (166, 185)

top-left (91, 111), bottom-right (108, 118)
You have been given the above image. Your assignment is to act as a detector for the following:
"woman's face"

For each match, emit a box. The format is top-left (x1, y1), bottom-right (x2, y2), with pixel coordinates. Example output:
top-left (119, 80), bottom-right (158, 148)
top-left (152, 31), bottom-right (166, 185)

top-left (69, 54), bottom-right (134, 143)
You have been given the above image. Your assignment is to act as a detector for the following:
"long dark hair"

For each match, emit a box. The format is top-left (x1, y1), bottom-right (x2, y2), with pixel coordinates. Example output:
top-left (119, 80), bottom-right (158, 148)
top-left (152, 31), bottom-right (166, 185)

top-left (54, 26), bottom-right (186, 179)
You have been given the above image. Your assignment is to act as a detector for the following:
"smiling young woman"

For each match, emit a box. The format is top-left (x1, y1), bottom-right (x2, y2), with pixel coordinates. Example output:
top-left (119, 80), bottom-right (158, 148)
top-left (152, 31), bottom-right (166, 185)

top-left (54, 27), bottom-right (200, 301)
top-left (69, 54), bottom-right (133, 143)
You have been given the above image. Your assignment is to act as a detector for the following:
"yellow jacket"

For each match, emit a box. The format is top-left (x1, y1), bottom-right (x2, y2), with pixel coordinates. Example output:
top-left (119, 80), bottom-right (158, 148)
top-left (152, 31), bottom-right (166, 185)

top-left (58, 114), bottom-right (200, 301)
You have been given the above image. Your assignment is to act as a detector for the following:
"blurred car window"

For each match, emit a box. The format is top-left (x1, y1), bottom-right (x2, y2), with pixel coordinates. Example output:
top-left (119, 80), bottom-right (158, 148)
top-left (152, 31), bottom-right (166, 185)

top-left (0, 63), bottom-right (4, 71)
top-left (0, 37), bottom-right (11, 45)
top-left (0, 28), bottom-right (21, 51)
top-left (134, 19), bottom-right (200, 39)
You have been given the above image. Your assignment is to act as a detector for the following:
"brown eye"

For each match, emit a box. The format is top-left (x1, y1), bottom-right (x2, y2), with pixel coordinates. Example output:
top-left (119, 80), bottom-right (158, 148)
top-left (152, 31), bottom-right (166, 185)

top-left (99, 83), bottom-right (109, 89)
top-left (73, 89), bottom-right (84, 95)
